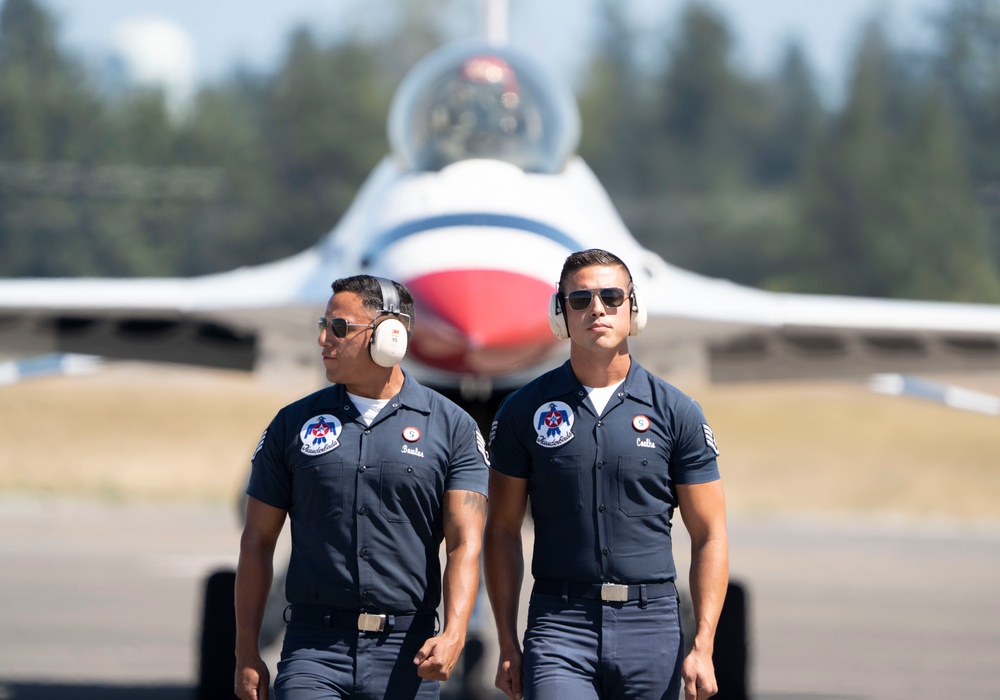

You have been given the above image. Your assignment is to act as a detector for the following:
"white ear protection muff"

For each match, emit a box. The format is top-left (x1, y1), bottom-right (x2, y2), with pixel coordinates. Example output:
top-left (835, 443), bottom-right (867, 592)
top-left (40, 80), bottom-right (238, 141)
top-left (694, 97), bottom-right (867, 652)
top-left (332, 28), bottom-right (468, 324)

top-left (369, 277), bottom-right (409, 367)
top-left (628, 286), bottom-right (646, 337)
top-left (548, 292), bottom-right (570, 340)
top-left (547, 285), bottom-right (647, 340)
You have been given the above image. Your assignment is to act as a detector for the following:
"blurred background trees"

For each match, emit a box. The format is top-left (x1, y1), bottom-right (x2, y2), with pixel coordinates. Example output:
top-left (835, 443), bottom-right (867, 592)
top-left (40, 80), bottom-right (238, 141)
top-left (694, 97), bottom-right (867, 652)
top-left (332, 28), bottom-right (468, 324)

top-left (1, 0), bottom-right (999, 304)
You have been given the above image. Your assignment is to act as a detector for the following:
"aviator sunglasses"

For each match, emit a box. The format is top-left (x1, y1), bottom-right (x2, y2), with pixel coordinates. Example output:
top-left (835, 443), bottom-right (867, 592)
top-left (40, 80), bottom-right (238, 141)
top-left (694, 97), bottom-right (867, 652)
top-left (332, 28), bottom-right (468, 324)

top-left (317, 317), bottom-right (374, 338)
top-left (564, 287), bottom-right (628, 311)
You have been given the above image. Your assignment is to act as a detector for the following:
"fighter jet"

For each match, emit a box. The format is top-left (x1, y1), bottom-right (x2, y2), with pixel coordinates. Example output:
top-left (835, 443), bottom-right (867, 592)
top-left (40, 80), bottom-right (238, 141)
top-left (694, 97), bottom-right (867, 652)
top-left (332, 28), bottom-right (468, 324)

top-left (5, 20), bottom-right (999, 698)
top-left (2, 35), bottom-right (999, 406)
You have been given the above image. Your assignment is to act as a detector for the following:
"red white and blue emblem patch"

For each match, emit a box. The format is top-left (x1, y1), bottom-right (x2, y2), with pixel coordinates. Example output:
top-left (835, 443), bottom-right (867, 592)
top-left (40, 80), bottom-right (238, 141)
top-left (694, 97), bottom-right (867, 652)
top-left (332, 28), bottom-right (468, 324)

top-left (533, 401), bottom-right (575, 448)
top-left (402, 427), bottom-right (421, 442)
top-left (300, 414), bottom-right (342, 456)
top-left (632, 415), bottom-right (651, 432)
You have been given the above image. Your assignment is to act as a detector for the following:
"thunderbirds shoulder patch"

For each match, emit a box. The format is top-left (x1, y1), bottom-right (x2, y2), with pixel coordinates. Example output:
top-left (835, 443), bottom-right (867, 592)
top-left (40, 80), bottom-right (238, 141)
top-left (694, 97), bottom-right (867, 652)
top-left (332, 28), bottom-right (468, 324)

top-left (299, 414), bottom-right (342, 456)
top-left (533, 401), bottom-right (575, 448)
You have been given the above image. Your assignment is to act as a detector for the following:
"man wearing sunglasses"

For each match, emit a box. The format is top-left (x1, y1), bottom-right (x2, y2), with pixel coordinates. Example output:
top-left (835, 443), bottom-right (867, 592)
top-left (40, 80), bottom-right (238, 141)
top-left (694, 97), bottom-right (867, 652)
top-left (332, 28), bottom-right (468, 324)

top-left (485, 249), bottom-right (728, 700)
top-left (235, 275), bottom-right (489, 700)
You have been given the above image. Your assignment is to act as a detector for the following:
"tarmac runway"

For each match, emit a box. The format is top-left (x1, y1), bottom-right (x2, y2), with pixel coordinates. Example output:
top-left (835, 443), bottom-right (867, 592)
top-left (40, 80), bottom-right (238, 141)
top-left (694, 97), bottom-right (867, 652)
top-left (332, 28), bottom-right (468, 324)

top-left (1, 495), bottom-right (999, 700)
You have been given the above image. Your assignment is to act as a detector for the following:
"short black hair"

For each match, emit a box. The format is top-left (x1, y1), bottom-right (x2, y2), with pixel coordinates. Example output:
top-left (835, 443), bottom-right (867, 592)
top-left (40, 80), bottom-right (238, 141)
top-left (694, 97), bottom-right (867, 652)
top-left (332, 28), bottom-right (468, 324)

top-left (558, 249), bottom-right (633, 294)
top-left (331, 275), bottom-right (415, 327)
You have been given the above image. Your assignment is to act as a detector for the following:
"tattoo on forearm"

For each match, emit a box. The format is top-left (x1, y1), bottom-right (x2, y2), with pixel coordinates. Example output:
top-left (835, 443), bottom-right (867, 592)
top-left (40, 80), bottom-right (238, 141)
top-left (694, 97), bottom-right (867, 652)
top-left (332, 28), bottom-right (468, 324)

top-left (464, 491), bottom-right (487, 515)
top-left (443, 491), bottom-right (486, 523)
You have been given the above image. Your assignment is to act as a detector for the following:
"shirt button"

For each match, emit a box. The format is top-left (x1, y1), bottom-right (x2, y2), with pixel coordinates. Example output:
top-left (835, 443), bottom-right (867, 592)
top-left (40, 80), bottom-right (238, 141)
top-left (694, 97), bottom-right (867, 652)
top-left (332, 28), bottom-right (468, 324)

top-left (359, 465), bottom-right (367, 472)
top-left (358, 507), bottom-right (367, 515)
top-left (597, 461), bottom-right (604, 469)
top-left (364, 429), bottom-right (370, 435)
top-left (597, 421), bottom-right (603, 427)
top-left (361, 589), bottom-right (370, 598)
top-left (360, 548), bottom-right (369, 558)
top-left (598, 504), bottom-right (606, 513)
top-left (602, 547), bottom-right (610, 555)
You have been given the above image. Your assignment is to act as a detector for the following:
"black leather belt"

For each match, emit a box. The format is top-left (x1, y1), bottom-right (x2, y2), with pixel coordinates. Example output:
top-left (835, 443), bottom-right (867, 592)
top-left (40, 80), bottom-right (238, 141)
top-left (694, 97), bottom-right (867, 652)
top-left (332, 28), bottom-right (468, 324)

top-left (283, 604), bottom-right (436, 632)
top-left (532, 579), bottom-right (676, 602)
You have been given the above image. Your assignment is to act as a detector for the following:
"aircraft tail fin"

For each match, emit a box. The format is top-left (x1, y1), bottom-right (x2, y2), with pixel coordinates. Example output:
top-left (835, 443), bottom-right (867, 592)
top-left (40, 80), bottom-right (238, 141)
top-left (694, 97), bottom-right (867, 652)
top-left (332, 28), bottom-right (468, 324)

top-left (483, 0), bottom-right (508, 45)
top-left (0, 353), bottom-right (102, 386)
top-left (869, 374), bottom-right (1000, 416)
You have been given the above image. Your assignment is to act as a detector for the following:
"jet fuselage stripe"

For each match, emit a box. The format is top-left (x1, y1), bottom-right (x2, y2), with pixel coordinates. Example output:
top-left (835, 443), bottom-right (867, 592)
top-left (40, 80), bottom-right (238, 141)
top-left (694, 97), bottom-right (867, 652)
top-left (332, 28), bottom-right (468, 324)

top-left (361, 213), bottom-right (584, 265)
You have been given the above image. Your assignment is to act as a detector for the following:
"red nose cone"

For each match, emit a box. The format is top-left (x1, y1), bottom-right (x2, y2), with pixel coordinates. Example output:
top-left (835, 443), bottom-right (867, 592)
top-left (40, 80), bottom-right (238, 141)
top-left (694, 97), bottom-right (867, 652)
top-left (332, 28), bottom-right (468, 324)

top-left (406, 269), bottom-right (558, 374)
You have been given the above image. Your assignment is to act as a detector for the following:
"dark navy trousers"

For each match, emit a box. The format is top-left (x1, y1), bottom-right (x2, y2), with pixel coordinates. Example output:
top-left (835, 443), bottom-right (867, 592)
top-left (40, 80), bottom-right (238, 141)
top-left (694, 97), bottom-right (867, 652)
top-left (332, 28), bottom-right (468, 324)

top-left (523, 589), bottom-right (683, 700)
top-left (274, 620), bottom-right (440, 700)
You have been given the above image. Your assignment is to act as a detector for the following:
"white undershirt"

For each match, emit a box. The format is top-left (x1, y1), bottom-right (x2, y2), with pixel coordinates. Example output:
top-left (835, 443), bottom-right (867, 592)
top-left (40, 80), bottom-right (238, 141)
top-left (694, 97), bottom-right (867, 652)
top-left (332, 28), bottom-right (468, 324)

top-left (583, 379), bottom-right (625, 415)
top-left (347, 392), bottom-right (390, 426)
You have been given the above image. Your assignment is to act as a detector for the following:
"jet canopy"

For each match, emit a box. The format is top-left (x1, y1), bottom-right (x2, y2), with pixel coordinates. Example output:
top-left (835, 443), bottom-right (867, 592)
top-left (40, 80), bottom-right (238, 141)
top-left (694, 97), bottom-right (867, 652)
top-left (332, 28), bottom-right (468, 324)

top-left (388, 42), bottom-right (580, 174)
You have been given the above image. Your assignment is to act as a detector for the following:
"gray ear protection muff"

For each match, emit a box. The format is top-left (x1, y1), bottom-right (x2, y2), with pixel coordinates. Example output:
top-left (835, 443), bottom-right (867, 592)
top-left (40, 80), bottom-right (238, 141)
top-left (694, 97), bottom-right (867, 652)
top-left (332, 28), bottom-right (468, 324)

top-left (547, 285), bottom-right (646, 340)
top-left (370, 277), bottom-right (409, 367)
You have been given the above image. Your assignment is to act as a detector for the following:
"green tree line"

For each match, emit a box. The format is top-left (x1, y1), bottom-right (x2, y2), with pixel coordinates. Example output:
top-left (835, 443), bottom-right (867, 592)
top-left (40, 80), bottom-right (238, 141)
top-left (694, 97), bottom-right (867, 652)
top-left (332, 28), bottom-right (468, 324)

top-left (2, 0), bottom-right (999, 303)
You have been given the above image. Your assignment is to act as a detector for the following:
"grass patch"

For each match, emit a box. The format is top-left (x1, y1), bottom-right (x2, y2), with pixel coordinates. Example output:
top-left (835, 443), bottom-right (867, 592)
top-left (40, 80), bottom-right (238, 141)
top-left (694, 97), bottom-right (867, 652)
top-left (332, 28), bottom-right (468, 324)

top-left (2, 364), bottom-right (998, 522)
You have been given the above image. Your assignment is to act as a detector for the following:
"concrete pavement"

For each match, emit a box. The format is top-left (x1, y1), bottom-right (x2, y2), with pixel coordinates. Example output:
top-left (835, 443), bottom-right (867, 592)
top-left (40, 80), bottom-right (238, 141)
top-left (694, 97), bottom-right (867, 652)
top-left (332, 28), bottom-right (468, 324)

top-left (1, 496), bottom-right (999, 699)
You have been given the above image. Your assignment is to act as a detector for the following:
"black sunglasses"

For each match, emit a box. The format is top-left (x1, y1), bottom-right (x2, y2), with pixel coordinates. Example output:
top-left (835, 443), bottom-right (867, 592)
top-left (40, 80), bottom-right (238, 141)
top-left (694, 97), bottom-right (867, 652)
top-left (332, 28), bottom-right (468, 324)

top-left (317, 317), bottom-right (374, 338)
top-left (564, 287), bottom-right (627, 311)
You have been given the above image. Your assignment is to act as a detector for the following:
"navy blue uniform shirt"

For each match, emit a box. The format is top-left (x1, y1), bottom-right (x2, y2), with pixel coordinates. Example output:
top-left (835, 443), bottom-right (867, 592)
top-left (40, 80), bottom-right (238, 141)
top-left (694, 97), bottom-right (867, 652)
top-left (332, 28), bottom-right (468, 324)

top-left (247, 374), bottom-right (489, 613)
top-left (489, 360), bottom-right (720, 584)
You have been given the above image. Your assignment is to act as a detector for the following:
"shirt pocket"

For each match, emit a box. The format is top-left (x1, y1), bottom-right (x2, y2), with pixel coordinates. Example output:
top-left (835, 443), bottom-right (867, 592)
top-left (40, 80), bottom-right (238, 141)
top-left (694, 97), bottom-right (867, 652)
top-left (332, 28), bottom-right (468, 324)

top-left (617, 455), bottom-right (670, 517)
top-left (379, 460), bottom-right (441, 524)
top-left (291, 458), bottom-right (346, 518)
top-left (531, 454), bottom-right (584, 523)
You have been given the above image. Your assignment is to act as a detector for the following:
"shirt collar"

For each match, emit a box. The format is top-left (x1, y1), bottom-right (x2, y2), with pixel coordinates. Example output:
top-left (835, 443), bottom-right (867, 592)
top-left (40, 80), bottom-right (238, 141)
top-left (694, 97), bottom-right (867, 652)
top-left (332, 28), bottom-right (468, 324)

top-left (327, 371), bottom-right (431, 416)
top-left (556, 358), bottom-right (655, 408)
top-left (395, 371), bottom-right (432, 414)
top-left (620, 361), bottom-right (654, 408)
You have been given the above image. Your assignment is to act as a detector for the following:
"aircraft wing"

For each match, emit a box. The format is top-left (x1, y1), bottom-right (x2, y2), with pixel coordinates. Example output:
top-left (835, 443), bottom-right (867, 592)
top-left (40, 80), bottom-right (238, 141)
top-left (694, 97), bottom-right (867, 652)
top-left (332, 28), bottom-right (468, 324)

top-left (0, 246), bottom-right (335, 372)
top-left (633, 256), bottom-right (1000, 381)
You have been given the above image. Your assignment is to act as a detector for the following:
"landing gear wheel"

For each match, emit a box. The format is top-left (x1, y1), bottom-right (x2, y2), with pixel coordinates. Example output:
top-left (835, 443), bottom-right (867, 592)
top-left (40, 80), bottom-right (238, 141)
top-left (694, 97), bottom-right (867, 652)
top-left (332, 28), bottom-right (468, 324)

top-left (197, 569), bottom-right (238, 700)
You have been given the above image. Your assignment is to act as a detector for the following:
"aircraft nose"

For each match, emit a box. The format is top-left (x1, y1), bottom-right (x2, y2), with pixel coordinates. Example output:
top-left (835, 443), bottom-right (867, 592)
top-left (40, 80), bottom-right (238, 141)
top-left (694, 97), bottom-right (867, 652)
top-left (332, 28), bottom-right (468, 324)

top-left (406, 269), bottom-right (558, 374)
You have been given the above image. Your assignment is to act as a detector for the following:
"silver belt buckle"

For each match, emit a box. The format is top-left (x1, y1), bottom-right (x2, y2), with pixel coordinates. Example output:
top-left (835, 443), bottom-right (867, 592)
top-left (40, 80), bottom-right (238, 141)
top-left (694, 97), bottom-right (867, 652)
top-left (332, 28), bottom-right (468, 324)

top-left (601, 583), bottom-right (629, 602)
top-left (357, 613), bottom-right (387, 632)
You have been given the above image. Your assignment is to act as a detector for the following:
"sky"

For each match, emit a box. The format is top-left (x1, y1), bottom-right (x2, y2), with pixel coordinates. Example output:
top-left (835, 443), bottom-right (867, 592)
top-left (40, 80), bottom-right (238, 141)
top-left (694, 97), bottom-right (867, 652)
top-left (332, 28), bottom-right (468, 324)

top-left (20, 0), bottom-right (945, 107)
